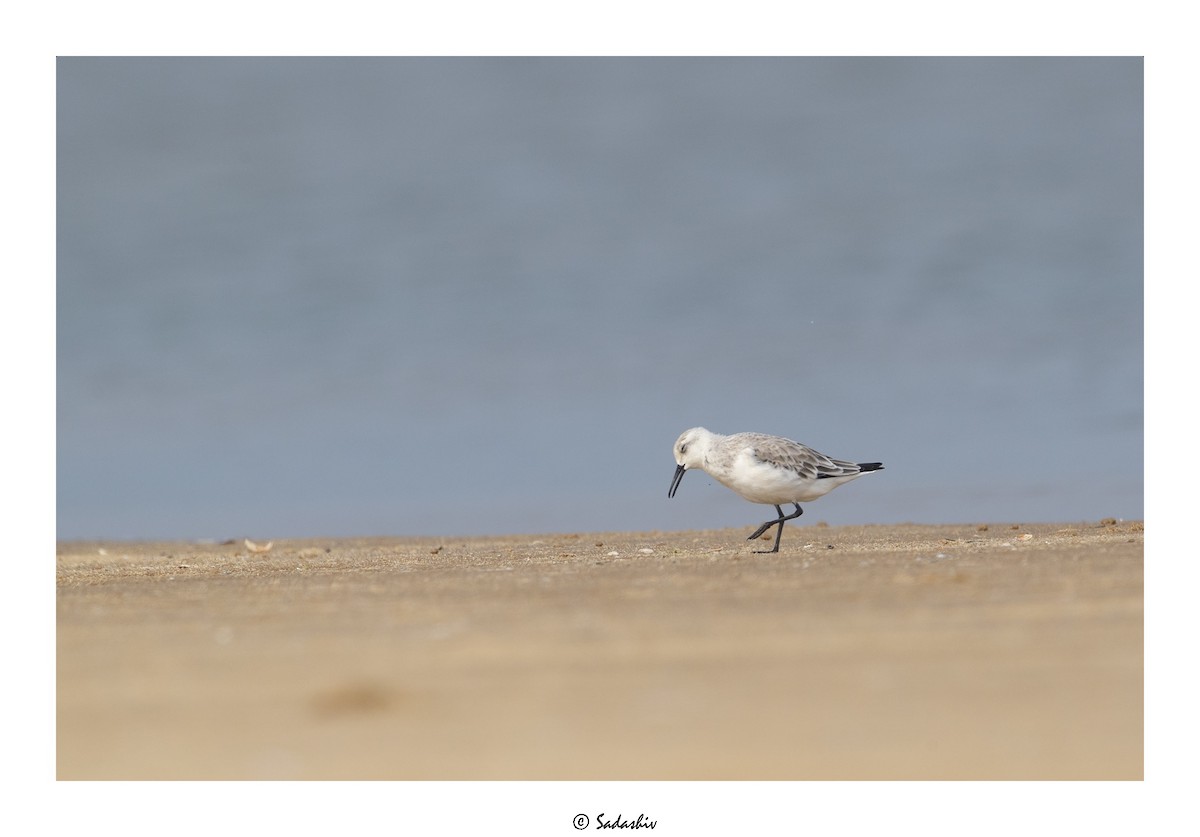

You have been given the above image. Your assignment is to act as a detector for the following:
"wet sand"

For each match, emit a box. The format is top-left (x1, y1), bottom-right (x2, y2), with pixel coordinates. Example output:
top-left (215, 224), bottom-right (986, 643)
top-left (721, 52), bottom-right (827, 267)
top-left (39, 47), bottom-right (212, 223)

top-left (57, 521), bottom-right (1143, 780)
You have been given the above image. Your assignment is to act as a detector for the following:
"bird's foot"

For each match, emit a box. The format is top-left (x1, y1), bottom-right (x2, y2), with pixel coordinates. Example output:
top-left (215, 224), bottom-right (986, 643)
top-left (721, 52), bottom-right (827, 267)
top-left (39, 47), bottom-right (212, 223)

top-left (747, 522), bottom-right (777, 540)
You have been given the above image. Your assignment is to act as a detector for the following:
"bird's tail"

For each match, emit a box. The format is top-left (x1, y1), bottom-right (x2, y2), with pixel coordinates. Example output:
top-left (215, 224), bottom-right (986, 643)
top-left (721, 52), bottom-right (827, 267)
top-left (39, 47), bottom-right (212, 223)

top-left (857, 462), bottom-right (884, 472)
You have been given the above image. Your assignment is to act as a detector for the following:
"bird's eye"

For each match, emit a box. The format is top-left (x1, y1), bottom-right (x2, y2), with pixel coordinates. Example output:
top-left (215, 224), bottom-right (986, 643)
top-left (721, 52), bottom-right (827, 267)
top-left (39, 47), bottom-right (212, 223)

top-left (680, 444), bottom-right (688, 454)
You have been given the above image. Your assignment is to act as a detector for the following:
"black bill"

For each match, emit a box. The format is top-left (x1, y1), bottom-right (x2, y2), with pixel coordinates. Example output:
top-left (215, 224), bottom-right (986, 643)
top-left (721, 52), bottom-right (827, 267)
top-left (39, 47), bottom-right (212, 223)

top-left (668, 463), bottom-right (687, 498)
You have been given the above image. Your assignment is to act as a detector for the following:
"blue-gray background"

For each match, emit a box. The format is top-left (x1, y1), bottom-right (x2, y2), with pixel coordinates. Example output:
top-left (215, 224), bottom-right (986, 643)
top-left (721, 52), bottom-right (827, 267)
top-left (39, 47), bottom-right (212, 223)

top-left (57, 57), bottom-right (1143, 540)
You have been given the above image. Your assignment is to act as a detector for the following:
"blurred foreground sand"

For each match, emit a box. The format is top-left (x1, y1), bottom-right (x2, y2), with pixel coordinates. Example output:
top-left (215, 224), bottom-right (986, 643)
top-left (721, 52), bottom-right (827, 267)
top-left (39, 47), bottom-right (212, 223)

top-left (57, 522), bottom-right (1142, 779)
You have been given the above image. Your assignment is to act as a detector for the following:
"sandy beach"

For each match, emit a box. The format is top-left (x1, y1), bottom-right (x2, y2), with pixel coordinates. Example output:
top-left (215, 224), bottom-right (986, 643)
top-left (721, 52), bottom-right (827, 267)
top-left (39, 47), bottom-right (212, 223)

top-left (57, 521), bottom-right (1142, 780)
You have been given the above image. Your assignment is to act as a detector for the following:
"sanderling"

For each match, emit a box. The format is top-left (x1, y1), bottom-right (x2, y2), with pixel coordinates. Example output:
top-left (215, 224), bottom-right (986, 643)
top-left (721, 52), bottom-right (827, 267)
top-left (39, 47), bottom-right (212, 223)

top-left (668, 427), bottom-right (883, 553)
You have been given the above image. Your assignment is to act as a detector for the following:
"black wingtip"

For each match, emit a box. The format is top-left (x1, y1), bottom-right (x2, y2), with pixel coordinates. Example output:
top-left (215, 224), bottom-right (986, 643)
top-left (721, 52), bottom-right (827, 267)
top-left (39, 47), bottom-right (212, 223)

top-left (857, 462), bottom-right (884, 472)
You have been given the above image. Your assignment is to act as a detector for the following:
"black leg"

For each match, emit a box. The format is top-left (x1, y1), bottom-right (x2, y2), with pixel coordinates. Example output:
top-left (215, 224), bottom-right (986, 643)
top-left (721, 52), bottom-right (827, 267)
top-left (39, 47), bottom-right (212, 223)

top-left (748, 504), bottom-right (803, 553)
top-left (746, 506), bottom-right (786, 541)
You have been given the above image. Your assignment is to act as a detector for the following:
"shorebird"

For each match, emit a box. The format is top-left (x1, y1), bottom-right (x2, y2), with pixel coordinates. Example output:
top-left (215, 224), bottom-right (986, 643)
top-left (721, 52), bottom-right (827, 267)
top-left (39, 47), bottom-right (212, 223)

top-left (668, 427), bottom-right (883, 553)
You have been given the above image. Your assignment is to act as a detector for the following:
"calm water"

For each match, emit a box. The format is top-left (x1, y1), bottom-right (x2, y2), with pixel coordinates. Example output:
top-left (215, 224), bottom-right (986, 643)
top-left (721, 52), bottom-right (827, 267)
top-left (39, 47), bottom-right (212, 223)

top-left (57, 58), bottom-right (1143, 540)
